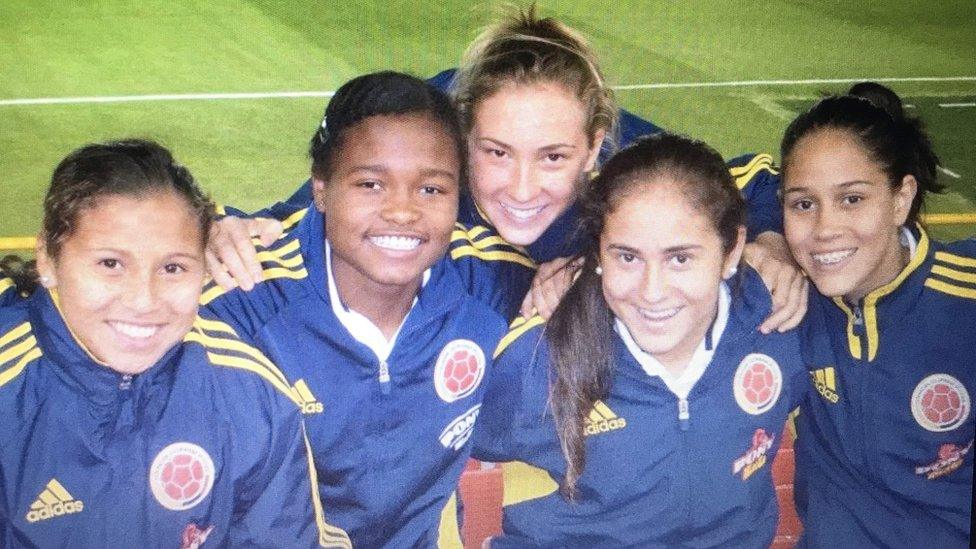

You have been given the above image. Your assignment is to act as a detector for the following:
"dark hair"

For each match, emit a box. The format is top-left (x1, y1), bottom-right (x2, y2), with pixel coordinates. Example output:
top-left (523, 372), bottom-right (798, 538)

top-left (43, 139), bottom-right (214, 262)
top-left (545, 132), bottom-right (746, 498)
top-left (309, 71), bottom-right (465, 182)
top-left (0, 254), bottom-right (35, 297)
top-left (780, 82), bottom-right (943, 225)
top-left (454, 4), bottom-right (618, 149)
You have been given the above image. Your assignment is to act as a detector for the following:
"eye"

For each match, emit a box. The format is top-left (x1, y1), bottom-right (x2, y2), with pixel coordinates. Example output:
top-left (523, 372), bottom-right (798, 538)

top-left (357, 180), bottom-right (382, 191)
top-left (485, 148), bottom-right (507, 159)
top-left (791, 198), bottom-right (815, 212)
top-left (163, 263), bottom-right (187, 275)
top-left (420, 185), bottom-right (446, 196)
top-left (544, 152), bottom-right (567, 163)
top-left (842, 194), bottom-right (863, 205)
top-left (618, 252), bottom-right (637, 264)
top-left (668, 253), bottom-right (691, 267)
top-left (98, 258), bottom-right (121, 270)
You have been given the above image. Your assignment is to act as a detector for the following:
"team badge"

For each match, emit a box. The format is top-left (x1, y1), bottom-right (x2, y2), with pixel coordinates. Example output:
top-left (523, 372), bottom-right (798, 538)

top-left (911, 374), bottom-right (970, 432)
top-left (439, 404), bottom-right (481, 450)
top-left (181, 523), bottom-right (215, 549)
top-left (733, 353), bottom-right (783, 415)
top-left (915, 440), bottom-right (973, 480)
top-left (433, 340), bottom-right (485, 403)
top-left (150, 442), bottom-right (215, 511)
top-left (732, 428), bottom-right (775, 481)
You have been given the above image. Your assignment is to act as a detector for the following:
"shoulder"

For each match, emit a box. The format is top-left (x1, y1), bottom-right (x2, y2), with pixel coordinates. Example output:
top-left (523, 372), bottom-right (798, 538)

top-left (922, 237), bottom-right (976, 304)
top-left (727, 153), bottom-right (779, 191)
top-left (182, 316), bottom-right (300, 411)
top-left (0, 303), bottom-right (43, 404)
top-left (449, 222), bottom-right (536, 270)
top-left (493, 314), bottom-right (547, 361)
top-left (0, 276), bottom-right (20, 307)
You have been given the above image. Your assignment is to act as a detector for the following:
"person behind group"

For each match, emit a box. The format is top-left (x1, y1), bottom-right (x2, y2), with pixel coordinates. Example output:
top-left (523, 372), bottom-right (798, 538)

top-left (199, 72), bottom-right (510, 547)
top-left (782, 83), bottom-right (974, 547)
top-left (471, 133), bottom-right (808, 547)
top-left (208, 6), bottom-right (806, 330)
top-left (0, 139), bottom-right (347, 547)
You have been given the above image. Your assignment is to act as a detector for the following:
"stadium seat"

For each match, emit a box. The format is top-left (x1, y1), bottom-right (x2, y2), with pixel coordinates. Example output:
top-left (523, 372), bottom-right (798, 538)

top-left (458, 421), bottom-right (802, 548)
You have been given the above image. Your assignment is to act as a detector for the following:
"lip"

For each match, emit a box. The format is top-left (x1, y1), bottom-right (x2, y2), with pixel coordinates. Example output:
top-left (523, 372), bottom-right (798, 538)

top-left (366, 232), bottom-right (427, 254)
top-left (498, 201), bottom-right (547, 224)
top-left (810, 248), bottom-right (856, 269)
top-left (636, 305), bottom-right (682, 324)
top-left (108, 321), bottom-right (162, 348)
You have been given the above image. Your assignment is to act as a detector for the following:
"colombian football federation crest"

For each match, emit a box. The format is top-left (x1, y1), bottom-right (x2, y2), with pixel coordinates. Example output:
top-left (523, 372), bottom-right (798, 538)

top-left (433, 339), bottom-right (485, 403)
top-left (911, 374), bottom-right (970, 432)
top-left (150, 442), bottom-right (215, 511)
top-left (733, 353), bottom-right (783, 415)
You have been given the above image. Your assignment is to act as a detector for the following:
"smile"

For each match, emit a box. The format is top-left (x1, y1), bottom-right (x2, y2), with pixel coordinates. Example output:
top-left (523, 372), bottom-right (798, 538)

top-left (368, 235), bottom-right (422, 251)
top-left (638, 306), bottom-right (681, 322)
top-left (109, 321), bottom-right (159, 339)
top-left (812, 248), bottom-right (856, 266)
top-left (500, 203), bottom-right (545, 221)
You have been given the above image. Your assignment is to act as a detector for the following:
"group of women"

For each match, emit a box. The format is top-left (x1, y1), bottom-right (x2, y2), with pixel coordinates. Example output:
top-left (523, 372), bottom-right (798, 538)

top-left (1, 5), bottom-right (972, 548)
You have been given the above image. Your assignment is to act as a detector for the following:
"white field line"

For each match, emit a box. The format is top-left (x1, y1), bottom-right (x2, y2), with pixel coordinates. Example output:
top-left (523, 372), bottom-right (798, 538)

top-left (940, 167), bottom-right (962, 179)
top-left (940, 102), bottom-right (976, 108)
top-left (0, 76), bottom-right (973, 107)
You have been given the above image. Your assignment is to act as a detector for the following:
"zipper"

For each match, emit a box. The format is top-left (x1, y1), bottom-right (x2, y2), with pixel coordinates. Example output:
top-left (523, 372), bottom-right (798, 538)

top-left (119, 374), bottom-right (133, 390)
top-left (677, 397), bottom-right (690, 431)
top-left (378, 360), bottom-right (391, 395)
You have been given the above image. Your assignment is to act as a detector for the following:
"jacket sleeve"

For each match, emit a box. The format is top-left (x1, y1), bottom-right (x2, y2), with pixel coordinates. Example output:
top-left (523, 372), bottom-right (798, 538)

top-left (727, 153), bottom-right (784, 240)
top-left (230, 408), bottom-right (351, 548)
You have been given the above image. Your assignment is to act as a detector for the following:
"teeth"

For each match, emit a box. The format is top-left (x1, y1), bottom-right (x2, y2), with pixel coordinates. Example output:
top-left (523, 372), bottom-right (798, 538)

top-left (638, 307), bottom-right (680, 321)
top-left (370, 235), bottom-right (421, 251)
top-left (502, 204), bottom-right (545, 221)
top-left (111, 322), bottom-right (158, 339)
top-left (812, 249), bottom-right (855, 265)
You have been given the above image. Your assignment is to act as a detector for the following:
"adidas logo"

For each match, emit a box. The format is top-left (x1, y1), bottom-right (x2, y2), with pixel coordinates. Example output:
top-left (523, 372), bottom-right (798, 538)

top-left (584, 401), bottom-right (627, 436)
top-left (811, 367), bottom-right (840, 404)
top-left (293, 379), bottom-right (324, 415)
top-left (25, 479), bottom-right (84, 523)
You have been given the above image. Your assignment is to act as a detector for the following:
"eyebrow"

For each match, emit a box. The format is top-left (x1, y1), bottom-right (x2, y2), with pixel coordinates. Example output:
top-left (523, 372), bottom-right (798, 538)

top-left (606, 243), bottom-right (702, 254)
top-left (345, 165), bottom-right (457, 179)
top-left (783, 179), bottom-right (874, 195)
top-left (476, 137), bottom-right (577, 151)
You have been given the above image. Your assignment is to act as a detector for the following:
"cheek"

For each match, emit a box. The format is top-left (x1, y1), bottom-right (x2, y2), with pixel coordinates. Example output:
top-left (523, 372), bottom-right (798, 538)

top-left (167, 278), bottom-right (205, 317)
top-left (468, 160), bottom-right (508, 198)
top-left (601, 265), bottom-right (639, 306)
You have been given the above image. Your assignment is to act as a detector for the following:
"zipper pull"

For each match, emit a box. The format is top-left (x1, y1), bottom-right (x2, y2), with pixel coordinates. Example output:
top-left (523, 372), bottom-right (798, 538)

top-left (678, 398), bottom-right (690, 431)
top-left (378, 360), bottom-right (391, 395)
top-left (852, 304), bottom-right (864, 326)
top-left (119, 374), bottom-right (133, 390)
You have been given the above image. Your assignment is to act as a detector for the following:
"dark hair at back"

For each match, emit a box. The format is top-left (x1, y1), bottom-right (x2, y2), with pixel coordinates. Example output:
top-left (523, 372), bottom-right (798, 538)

top-left (780, 82), bottom-right (943, 225)
top-left (42, 139), bottom-right (214, 272)
top-left (309, 71), bottom-right (465, 182)
top-left (1, 254), bottom-right (36, 297)
top-left (545, 132), bottom-right (746, 498)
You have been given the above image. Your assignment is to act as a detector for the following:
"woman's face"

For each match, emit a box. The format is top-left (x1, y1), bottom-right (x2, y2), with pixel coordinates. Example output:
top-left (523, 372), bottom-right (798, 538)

top-left (467, 81), bottom-right (604, 246)
top-left (782, 128), bottom-right (915, 302)
top-left (314, 113), bottom-right (460, 296)
top-left (37, 192), bottom-right (206, 375)
top-left (600, 181), bottom-right (743, 371)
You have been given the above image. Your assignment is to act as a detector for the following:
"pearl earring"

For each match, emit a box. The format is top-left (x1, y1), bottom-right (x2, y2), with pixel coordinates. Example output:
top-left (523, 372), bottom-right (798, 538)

top-left (595, 265), bottom-right (603, 275)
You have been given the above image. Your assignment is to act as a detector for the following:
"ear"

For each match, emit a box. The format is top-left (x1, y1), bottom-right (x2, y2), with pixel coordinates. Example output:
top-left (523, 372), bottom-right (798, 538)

top-left (34, 234), bottom-right (58, 288)
top-left (312, 177), bottom-right (329, 213)
top-left (722, 226), bottom-right (748, 279)
top-left (893, 174), bottom-right (918, 226)
top-left (584, 129), bottom-right (607, 172)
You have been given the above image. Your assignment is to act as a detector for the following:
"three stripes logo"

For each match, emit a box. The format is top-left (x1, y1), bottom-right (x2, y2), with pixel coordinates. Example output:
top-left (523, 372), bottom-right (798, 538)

top-left (925, 251), bottom-right (976, 301)
top-left (293, 379), bottom-right (323, 415)
top-left (584, 401), bottom-right (627, 436)
top-left (811, 367), bottom-right (840, 403)
top-left (25, 479), bottom-right (84, 523)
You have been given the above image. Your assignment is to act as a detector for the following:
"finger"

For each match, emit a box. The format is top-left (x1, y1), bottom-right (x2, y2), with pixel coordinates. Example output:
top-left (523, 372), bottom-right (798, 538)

top-left (519, 287), bottom-right (536, 319)
top-left (760, 272), bottom-right (804, 333)
top-left (251, 217), bottom-right (284, 247)
top-left (204, 248), bottom-right (238, 291)
top-left (778, 278), bottom-right (809, 332)
top-left (212, 220), bottom-right (256, 291)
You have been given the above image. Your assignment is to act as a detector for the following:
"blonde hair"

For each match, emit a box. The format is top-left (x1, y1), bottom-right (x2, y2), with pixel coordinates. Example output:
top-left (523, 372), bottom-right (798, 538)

top-left (453, 4), bottom-right (619, 149)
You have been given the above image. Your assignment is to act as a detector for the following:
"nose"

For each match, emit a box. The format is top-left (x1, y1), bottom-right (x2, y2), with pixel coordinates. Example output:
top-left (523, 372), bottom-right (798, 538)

top-left (813, 203), bottom-right (844, 241)
top-left (380, 186), bottom-right (421, 225)
top-left (640, 262), bottom-right (668, 303)
top-left (123, 271), bottom-right (158, 314)
top-left (507, 160), bottom-right (539, 203)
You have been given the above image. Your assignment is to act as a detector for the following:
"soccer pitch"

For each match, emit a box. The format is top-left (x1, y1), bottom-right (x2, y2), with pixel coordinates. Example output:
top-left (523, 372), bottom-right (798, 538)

top-left (2, 0), bottom-right (974, 246)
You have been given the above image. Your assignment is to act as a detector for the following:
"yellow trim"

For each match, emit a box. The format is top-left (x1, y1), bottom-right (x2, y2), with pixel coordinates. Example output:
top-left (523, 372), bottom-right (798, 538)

top-left (861, 228), bottom-right (930, 361)
top-left (185, 323), bottom-right (291, 386)
top-left (923, 213), bottom-right (976, 225)
top-left (931, 265), bottom-right (976, 285)
top-left (934, 251), bottom-right (976, 269)
top-left (0, 334), bottom-right (36, 367)
top-left (453, 223), bottom-right (490, 241)
top-left (728, 153), bottom-right (774, 177)
top-left (786, 406), bottom-right (801, 441)
top-left (0, 278), bottom-right (13, 295)
top-left (191, 316), bottom-right (239, 336)
top-left (830, 297), bottom-right (862, 360)
top-left (925, 279), bottom-right (976, 300)
top-left (501, 461), bottom-right (559, 506)
top-left (293, 379), bottom-right (317, 403)
top-left (281, 209), bottom-right (309, 232)
top-left (214, 204), bottom-right (228, 216)
top-left (0, 236), bottom-right (37, 251)
top-left (184, 334), bottom-right (300, 406)
top-left (261, 266), bottom-right (309, 280)
top-left (199, 284), bottom-right (227, 306)
top-left (437, 491), bottom-right (464, 549)
top-left (0, 321), bottom-right (31, 351)
top-left (0, 346), bottom-right (42, 389)
top-left (451, 246), bottom-right (536, 270)
top-left (494, 315), bottom-right (545, 359)
top-left (303, 428), bottom-right (353, 548)
top-left (49, 289), bottom-right (108, 366)
top-left (729, 154), bottom-right (777, 190)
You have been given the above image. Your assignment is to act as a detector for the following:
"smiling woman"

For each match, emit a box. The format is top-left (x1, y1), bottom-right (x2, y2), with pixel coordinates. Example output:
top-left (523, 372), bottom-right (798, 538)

top-left (0, 139), bottom-right (341, 547)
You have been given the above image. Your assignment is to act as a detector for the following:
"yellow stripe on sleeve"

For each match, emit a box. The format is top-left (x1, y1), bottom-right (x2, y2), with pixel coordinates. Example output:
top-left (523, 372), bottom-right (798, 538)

top-left (0, 321), bottom-right (31, 351)
top-left (494, 315), bottom-right (545, 359)
top-left (934, 251), bottom-right (976, 269)
top-left (303, 428), bottom-right (353, 548)
top-left (451, 246), bottom-right (536, 270)
top-left (0, 345), bottom-right (42, 389)
top-left (0, 278), bottom-right (13, 296)
top-left (281, 209), bottom-right (309, 232)
top-left (185, 325), bottom-right (291, 386)
top-left (925, 279), bottom-right (976, 300)
top-left (931, 265), bottom-right (976, 285)
top-left (501, 461), bottom-right (559, 506)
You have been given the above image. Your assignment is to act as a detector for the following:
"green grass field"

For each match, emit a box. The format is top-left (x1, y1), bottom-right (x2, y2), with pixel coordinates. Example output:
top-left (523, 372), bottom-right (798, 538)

top-left (2, 0), bottom-right (974, 246)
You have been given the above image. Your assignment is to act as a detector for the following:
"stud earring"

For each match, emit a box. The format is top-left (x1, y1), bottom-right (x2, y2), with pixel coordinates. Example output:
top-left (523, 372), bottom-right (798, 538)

top-left (595, 265), bottom-right (603, 275)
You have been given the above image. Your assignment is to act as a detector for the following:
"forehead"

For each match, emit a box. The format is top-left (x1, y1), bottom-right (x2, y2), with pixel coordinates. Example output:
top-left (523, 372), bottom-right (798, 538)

top-left (335, 113), bottom-right (460, 172)
top-left (65, 192), bottom-right (202, 252)
top-left (471, 81), bottom-right (589, 143)
top-left (603, 182), bottom-right (719, 248)
top-left (785, 128), bottom-right (886, 189)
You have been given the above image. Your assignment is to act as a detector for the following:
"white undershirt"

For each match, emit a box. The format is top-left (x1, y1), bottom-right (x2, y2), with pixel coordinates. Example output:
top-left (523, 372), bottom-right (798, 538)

top-left (324, 241), bottom-right (430, 362)
top-left (615, 282), bottom-right (731, 401)
top-left (901, 226), bottom-right (918, 258)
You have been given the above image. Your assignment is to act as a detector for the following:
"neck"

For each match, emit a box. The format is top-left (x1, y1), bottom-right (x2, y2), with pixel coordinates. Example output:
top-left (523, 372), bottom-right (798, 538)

top-left (846, 230), bottom-right (911, 303)
top-left (330, 257), bottom-right (420, 340)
